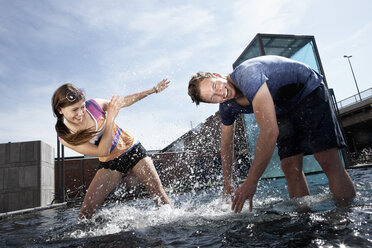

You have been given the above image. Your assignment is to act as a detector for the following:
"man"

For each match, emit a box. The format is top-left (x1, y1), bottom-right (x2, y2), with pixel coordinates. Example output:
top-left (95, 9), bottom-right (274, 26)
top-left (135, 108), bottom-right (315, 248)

top-left (188, 55), bottom-right (355, 213)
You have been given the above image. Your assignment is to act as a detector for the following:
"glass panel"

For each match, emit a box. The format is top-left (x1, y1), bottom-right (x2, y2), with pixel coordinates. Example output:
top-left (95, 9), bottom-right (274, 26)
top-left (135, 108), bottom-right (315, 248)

top-left (261, 37), bottom-right (320, 73)
top-left (244, 114), bottom-right (322, 179)
top-left (244, 114), bottom-right (283, 178)
top-left (290, 42), bottom-right (320, 73)
top-left (233, 39), bottom-right (260, 69)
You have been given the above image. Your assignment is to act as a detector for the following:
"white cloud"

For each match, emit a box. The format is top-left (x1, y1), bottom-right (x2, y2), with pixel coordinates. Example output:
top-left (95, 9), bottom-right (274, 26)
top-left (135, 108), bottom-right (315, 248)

top-left (126, 5), bottom-right (214, 42)
top-left (230, 0), bottom-right (310, 36)
top-left (0, 103), bottom-right (55, 145)
top-left (322, 23), bottom-right (372, 54)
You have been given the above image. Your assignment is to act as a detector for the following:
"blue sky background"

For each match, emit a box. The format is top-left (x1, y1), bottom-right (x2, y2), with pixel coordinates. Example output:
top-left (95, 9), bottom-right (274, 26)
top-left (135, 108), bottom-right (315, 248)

top-left (1, 0), bottom-right (371, 156)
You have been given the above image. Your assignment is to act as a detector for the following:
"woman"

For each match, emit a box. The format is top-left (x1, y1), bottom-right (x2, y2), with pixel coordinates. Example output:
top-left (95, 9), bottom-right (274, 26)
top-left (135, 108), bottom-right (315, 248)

top-left (52, 79), bottom-right (171, 219)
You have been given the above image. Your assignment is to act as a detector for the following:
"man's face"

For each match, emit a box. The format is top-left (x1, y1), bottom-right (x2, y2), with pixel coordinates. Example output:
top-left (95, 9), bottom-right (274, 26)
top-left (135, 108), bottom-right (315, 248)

top-left (199, 76), bottom-right (236, 104)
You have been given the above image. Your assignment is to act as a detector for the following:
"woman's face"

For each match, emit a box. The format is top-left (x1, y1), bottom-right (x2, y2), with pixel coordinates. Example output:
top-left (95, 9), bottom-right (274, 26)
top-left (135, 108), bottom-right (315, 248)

top-left (58, 99), bottom-right (86, 125)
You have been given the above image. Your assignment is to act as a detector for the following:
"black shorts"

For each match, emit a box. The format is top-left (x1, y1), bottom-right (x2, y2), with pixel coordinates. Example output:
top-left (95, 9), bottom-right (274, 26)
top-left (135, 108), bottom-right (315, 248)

top-left (98, 142), bottom-right (147, 175)
top-left (276, 85), bottom-right (346, 160)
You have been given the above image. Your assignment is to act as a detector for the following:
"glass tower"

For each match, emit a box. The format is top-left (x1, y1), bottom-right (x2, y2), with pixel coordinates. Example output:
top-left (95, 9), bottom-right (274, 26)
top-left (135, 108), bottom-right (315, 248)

top-left (233, 34), bottom-right (328, 178)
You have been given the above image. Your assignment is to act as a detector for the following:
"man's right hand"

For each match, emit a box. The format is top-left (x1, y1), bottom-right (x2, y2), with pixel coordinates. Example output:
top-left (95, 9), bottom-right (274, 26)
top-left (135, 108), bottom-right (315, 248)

top-left (232, 180), bottom-right (257, 213)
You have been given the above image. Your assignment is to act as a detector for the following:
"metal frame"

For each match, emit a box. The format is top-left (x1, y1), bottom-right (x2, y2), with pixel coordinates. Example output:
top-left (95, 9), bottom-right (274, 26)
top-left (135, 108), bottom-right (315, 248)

top-left (56, 138), bottom-right (65, 203)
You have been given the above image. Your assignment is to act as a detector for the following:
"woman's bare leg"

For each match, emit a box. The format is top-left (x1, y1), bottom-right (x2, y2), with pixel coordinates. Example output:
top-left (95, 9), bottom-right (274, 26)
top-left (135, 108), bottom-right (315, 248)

top-left (78, 168), bottom-right (123, 219)
top-left (121, 170), bottom-right (141, 188)
top-left (131, 157), bottom-right (170, 205)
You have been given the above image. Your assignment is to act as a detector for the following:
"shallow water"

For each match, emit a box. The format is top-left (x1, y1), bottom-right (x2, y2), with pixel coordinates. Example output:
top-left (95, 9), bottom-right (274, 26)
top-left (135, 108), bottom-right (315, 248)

top-left (0, 167), bottom-right (371, 248)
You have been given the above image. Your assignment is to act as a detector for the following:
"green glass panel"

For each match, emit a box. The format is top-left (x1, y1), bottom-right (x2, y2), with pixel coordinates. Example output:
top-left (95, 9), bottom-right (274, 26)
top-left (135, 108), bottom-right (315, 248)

top-left (290, 42), bottom-right (320, 73)
top-left (233, 39), bottom-right (260, 69)
top-left (261, 37), bottom-right (320, 71)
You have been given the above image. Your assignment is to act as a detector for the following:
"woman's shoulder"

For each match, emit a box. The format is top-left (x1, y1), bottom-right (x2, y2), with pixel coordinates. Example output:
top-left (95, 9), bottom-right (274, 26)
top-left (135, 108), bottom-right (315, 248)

top-left (86, 98), bottom-right (107, 118)
top-left (87, 98), bottom-right (109, 111)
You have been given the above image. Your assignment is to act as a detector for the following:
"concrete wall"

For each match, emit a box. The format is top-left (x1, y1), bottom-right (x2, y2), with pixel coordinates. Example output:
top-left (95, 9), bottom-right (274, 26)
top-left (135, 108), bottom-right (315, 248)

top-left (0, 141), bottom-right (54, 213)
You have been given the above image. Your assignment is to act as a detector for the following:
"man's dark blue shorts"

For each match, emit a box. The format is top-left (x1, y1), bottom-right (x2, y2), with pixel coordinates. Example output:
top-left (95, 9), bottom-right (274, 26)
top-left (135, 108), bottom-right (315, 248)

top-left (276, 85), bottom-right (346, 160)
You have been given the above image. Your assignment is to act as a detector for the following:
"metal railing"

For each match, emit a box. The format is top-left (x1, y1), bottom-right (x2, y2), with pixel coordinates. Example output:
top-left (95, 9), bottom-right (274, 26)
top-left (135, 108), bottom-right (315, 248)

top-left (337, 87), bottom-right (372, 110)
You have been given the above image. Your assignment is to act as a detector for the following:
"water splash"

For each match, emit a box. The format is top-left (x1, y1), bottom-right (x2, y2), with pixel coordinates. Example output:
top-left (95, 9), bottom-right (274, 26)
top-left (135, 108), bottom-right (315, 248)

top-left (2, 170), bottom-right (370, 248)
top-left (61, 181), bottom-right (336, 240)
top-left (67, 189), bottom-right (236, 239)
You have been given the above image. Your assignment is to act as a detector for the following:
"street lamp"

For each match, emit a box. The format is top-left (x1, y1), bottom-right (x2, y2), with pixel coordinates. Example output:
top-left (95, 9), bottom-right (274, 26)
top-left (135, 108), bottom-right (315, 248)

top-left (343, 55), bottom-right (362, 101)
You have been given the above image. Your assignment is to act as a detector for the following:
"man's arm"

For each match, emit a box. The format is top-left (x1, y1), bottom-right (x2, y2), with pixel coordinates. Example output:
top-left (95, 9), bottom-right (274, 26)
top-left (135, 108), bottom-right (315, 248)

top-left (221, 123), bottom-right (235, 198)
top-left (232, 83), bottom-right (279, 213)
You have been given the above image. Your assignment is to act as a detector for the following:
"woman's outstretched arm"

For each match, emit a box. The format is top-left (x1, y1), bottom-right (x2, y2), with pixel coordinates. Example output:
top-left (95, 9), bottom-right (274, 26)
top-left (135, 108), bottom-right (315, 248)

top-left (119, 78), bottom-right (170, 108)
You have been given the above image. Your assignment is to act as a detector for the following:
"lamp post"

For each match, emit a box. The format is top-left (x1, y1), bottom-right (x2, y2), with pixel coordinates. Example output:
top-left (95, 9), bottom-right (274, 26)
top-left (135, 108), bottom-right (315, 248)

top-left (343, 55), bottom-right (362, 101)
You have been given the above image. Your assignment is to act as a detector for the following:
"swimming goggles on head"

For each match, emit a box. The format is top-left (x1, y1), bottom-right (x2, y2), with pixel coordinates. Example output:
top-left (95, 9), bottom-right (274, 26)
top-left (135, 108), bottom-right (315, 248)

top-left (66, 88), bottom-right (85, 102)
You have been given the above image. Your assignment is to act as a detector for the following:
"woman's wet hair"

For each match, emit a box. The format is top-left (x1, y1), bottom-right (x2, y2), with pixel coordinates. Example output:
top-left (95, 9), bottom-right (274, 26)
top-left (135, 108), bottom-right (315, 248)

top-left (52, 83), bottom-right (96, 146)
top-left (188, 72), bottom-right (216, 105)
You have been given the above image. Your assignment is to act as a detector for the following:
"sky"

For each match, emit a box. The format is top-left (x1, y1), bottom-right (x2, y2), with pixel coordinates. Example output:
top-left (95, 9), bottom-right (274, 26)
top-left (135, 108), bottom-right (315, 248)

top-left (0, 0), bottom-right (371, 157)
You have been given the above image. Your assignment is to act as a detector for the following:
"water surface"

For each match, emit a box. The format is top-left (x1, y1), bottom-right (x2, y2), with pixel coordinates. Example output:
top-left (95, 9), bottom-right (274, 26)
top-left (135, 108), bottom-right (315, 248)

top-left (0, 167), bottom-right (371, 247)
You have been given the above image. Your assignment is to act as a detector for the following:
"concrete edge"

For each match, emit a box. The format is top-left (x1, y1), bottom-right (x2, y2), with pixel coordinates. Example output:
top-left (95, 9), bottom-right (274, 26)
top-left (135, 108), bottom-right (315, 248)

top-left (348, 163), bottom-right (372, 169)
top-left (0, 202), bottom-right (67, 220)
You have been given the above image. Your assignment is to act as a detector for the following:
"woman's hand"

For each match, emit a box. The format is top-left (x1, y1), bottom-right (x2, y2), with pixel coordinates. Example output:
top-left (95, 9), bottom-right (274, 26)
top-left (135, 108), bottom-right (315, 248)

top-left (106, 95), bottom-right (121, 123)
top-left (154, 79), bottom-right (170, 93)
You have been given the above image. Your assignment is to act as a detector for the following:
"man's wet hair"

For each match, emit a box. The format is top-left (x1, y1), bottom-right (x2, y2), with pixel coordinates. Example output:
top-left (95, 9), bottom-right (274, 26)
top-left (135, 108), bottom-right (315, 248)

top-left (188, 72), bottom-right (216, 105)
